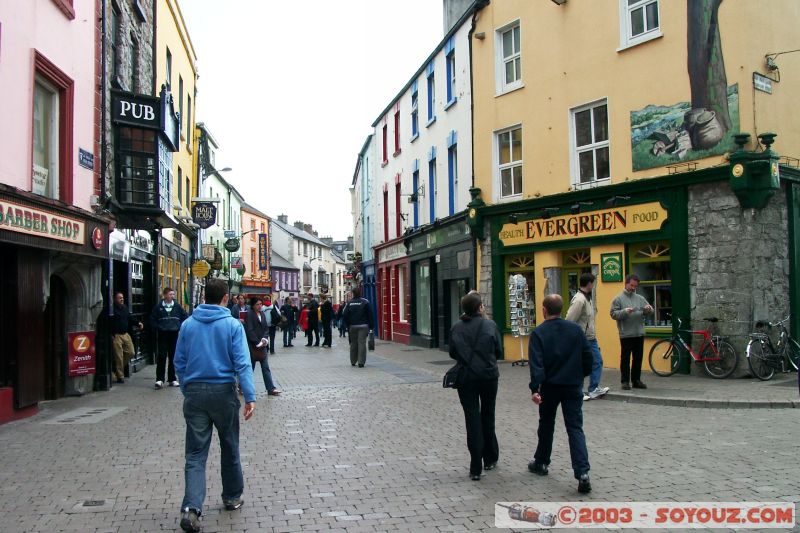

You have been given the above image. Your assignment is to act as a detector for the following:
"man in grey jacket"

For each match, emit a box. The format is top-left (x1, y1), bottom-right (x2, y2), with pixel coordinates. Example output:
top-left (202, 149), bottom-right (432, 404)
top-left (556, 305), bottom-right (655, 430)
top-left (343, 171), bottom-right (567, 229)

top-left (566, 273), bottom-right (609, 400)
top-left (610, 274), bottom-right (653, 390)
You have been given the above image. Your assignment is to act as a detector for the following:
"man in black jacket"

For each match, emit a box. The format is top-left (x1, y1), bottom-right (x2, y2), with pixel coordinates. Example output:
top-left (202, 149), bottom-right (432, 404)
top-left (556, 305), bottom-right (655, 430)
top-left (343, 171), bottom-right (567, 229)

top-left (306, 292), bottom-right (320, 347)
top-left (528, 294), bottom-right (593, 494)
top-left (320, 294), bottom-right (334, 348)
top-left (280, 297), bottom-right (295, 347)
top-left (341, 286), bottom-right (374, 367)
top-left (150, 287), bottom-right (188, 389)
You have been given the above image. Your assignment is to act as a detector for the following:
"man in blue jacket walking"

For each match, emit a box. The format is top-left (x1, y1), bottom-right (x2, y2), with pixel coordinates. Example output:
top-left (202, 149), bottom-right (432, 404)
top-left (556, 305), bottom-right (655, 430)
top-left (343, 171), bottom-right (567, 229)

top-left (528, 294), bottom-right (593, 494)
top-left (174, 278), bottom-right (256, 532)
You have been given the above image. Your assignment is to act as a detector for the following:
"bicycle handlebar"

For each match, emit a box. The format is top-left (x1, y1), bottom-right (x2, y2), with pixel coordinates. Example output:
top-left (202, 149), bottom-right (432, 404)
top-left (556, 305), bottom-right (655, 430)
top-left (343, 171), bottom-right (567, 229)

top-left (754, 315), bottom-right (791, 329)
top-left (673, 317), bottom-right (719, 329)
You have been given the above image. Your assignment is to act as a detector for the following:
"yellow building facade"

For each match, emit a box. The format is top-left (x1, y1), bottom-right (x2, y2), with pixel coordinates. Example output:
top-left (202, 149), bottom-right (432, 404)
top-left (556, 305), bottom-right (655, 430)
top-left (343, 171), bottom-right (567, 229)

top-left (155, 0), bottom-right (198, 308)
top-left (468, 0), bottom-right (800, 372)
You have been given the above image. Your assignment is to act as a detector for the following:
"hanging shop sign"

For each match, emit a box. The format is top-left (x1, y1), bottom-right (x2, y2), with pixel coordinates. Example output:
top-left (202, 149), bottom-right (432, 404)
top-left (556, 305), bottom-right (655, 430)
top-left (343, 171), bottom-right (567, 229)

top-left (111, 92), bottom-right (160, 129)
top-left (67, 331), bottom-right (96, 377)
top-left (192, 260), bottom-right (211, 278)
top-left (224, 238), bottom-right (240, 252)
top-left (230, 256), bottom-right (243, 269)
top-left (498, 202), bottom-right (668, 247)
top-left (258, 233), bottom-right (268, 270)
top-left (91, 227), bottom-right (104, 250)
top-left (210, 250), bottom-right (223, 270)
top-left (0, 198), bottom-right (85, 244)
top-left (191, 202), bottom-right (217, 229)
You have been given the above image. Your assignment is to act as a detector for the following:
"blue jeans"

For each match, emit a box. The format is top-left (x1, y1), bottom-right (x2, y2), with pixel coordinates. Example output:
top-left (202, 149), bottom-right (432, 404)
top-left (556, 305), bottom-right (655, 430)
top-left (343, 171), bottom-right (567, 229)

top-left (252, 357), bottom-right (277, 392)
top-left (585, 338), bottom-right (603, 392)
top-left (181, 382), bottom-right (243, 514)
top-left (533, 384), bottom-right (590, 479)
top-left (283, 327), bottom-right (292, 346)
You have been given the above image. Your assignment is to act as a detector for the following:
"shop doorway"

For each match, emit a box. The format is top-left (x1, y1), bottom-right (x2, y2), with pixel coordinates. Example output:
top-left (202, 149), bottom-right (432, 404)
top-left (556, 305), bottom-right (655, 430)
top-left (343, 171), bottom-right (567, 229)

top-left (444, 278), bottom-right (469, 346)
top-left (43, 275), bottom-right (67, 400)
top-left (561, 249), bottom-right (591, 315)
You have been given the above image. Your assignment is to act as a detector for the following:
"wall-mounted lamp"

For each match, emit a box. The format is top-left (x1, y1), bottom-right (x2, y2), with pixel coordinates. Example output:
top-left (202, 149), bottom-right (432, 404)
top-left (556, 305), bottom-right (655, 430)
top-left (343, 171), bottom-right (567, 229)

top-left (606, 195), bottom-right (631, 208)
top-left (551, 0), bottom-right (567, 5)
top-left (540, 207), bottom-right (559, 219)
top-left (407, 184), bottom-right (426, 203)
top-left (474, 32), bottom-right (485, 40)
top-left (570, 201), bottom-right (593, 214)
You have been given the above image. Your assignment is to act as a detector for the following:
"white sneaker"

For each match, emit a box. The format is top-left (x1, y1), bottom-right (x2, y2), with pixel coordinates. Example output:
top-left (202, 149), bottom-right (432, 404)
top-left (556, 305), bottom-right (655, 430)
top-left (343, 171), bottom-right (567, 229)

top-left (169, 380), bottom-right (180, 387)
top-left (583, 393), bottom-right (591, 401)
top-left (155, 381), bottom-right (164, 390)
top-left (588, 386), bottom-right (610, 399)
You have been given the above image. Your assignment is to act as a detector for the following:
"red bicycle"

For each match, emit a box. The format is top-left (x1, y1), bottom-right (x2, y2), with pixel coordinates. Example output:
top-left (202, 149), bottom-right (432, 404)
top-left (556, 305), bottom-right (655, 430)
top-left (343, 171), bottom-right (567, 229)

top-left (648, 317), bottom-right (739, 378)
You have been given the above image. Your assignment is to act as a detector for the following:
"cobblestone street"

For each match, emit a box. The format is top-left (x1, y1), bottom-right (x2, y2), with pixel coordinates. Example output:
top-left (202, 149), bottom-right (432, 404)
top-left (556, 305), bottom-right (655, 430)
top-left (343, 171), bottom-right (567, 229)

top-left (0, 338), bottom-right (798, 532)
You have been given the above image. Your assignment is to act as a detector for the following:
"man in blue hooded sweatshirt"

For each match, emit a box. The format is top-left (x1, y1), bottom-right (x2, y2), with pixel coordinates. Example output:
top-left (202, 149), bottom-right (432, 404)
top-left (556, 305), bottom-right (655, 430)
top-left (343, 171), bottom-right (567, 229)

top-left (174, 278), bottom-right (256, 532)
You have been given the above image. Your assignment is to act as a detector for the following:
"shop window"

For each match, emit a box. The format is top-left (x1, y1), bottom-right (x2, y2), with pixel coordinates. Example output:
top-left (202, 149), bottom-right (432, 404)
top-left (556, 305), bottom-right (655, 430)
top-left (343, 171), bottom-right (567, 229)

top-left (415, 261), bottom-right (431, 336)
top-left (504, 254), bottom-right (535, 328)
top-left (250, 219), bottom-right (256, 240)
top-left (562, 249), bottom-right (591, 307)
top-left (397, 265), bottom-right (406, 322)
top-left (496, 126), bottom-right (522, 199)
top-left (571, 100), bottom-right (609, 189)
top-left (629, 241), bottom-right (671, 328)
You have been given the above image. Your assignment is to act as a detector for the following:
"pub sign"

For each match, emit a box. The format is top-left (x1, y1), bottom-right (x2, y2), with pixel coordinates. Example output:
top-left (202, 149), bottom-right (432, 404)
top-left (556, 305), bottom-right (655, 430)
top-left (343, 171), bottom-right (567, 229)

top-left (191, 202), bottom-right (217, 229)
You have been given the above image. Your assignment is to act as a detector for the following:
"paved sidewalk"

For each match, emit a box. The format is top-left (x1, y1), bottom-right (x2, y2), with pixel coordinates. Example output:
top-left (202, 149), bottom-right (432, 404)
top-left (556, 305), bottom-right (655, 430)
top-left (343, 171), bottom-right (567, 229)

top-left (0, 336), bottom-right (797, 532)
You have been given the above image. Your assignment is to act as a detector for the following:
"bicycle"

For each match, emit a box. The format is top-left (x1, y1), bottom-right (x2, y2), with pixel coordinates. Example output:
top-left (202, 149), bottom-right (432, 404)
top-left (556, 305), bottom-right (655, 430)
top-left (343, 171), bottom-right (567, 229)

top-left (746, 316), bottom-right (800, 380)
top-left (648, 317), bottom-right (738, 378)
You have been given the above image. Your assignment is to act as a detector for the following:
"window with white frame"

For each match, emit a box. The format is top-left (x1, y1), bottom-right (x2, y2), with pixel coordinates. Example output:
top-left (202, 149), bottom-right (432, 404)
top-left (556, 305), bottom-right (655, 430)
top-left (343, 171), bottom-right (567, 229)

top-left (496, 21), bottom-right (521, 93)
top-left (496, 126), bottom-right (522, 199)
top-left (571, 100), bottom-right (609, 187)
top-left (426, 69), bottom-right (436, 124)
top-left (410, 83), bottom-right (419, 139)
top-left (619, 0), bottom-right (661, 49)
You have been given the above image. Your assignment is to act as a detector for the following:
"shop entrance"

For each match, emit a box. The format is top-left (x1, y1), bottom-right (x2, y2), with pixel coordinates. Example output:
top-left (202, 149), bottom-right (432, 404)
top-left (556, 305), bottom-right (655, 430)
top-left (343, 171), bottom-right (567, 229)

top-left (561, 249), bottom-right (591, 314)
top-left (43, 275), bottom-right (67, 400)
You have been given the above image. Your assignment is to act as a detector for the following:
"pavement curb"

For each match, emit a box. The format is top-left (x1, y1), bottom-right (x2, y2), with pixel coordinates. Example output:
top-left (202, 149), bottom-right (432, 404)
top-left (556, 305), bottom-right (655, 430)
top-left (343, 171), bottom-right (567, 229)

top-left (604, 392), bottom-right (798, 409)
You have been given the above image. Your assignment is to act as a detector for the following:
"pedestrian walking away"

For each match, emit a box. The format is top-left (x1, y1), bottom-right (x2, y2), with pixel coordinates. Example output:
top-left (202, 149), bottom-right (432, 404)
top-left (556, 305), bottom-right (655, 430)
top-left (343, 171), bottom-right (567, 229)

top-left (244, 297), bottom-right (281, 396)
top-left (565, 273), bottom-right (609, 401)
top-left (320, 294), bottom-right (334, 347)
top-left (610, 274), bottom-right (653, 391)
top-left (336, 300), bottom-right (348, 338)
top-left (340, 285), bottom-right (374, 367)
top-left (298, 304), bottom-right (311, 346)
top-left (280, 297), bottom-right (295, 347)
top-left (109, 292), bottom-right (142, 384)
top-left (173, 278), bottom-right (257, 532)
top-left (150, 287), bottom-right (188, 390)
top-left (306, 292), bottom-right (320, 346)
top-left (262, 297), bottom-right (281, 355)
top-left (449, 292), bottom-right (502, 481)
top-left (528, 294), bottom-right (593, 494)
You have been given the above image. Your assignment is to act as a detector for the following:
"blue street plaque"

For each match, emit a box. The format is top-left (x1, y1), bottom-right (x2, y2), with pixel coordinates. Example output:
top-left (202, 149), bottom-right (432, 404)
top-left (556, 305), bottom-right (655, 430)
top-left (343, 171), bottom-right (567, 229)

top-left (78, 149), bottom-right (94, 170)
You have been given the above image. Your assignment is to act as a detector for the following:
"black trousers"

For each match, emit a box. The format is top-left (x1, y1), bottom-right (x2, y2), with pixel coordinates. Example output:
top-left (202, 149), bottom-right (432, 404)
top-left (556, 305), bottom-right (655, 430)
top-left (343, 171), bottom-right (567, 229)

top-left (156, 330), bottom-right (179, 382)
top-left (619, 336), bottom-right (645, 384)
top-left (533, 383), bottom-right (590, 479)
top-left (306, 322), bottom-right (320, 345)
top-left (457, 378), bottom-right (499, 476)
top-left (322, 321), bottom-right (332, 346)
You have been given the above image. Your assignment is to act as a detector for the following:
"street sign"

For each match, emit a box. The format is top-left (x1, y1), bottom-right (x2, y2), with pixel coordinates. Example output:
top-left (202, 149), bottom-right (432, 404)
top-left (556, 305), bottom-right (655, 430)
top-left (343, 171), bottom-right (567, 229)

top-left (224, 230), bottom-right (237, 239)
top-left (192, 260), bottom-right (210, 278)
top-left (224, 238), bottom-right (240, 252)
top-left (192, 202), bottom-right (217, 229)
top-left (231, 256), bottom-right (243, 269)
top-left (753, 72), bottom-right (773, 94)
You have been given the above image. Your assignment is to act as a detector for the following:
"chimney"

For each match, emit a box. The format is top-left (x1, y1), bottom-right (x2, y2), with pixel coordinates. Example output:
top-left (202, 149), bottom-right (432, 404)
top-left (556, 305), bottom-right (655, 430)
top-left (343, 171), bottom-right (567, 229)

top-left (278, 214), bottom-right (288, 224)
top-left (303, 223), bottom-right (313, 234)
top-left (320, 237), bottom-right (333, 245)
top-left (443, 0), bottom-right (472, 34)
top-left (293, 221), bottom-right (305, 230)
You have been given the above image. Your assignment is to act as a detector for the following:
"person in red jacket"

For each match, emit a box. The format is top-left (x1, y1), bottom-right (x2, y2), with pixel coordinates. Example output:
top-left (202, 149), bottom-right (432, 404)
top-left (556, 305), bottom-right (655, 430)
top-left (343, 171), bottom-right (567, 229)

top-left (298, 304), bottom-right (310, 346)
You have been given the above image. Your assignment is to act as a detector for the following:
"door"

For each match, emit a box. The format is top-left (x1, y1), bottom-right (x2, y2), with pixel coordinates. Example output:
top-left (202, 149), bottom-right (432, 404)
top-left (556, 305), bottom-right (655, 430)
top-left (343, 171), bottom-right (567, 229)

top-left (561, 249), bottom-right (591, 316)
top-left (44, 275), bottom-right (67, 400)
top-left (444, 279), bottom-right (468, 346)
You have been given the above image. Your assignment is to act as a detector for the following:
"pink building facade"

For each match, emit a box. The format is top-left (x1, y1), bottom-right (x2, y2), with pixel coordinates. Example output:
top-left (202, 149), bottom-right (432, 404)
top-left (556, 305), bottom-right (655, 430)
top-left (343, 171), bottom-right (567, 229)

top-left (0, 0), bottom-right (109, 421)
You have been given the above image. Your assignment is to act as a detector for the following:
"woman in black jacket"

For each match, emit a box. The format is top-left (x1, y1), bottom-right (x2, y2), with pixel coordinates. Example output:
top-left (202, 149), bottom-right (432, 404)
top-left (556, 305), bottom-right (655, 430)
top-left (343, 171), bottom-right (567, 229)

top-left (449, 291), bottom-right (502, 480)
top-left (244, 297), bottom-right (281, 396)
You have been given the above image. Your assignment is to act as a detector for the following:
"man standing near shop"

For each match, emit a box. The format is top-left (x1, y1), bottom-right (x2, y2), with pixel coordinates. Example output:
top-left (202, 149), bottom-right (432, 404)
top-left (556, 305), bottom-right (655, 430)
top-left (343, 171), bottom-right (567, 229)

top-left (341, 286), bottom-right (374, 367)
top-left (174, 278), bottom-right (256, 533)
top-left (528, 294), bottom-right (593, 494)
top-left (565, 273), bottom-right (610, 401)
top-left (150, 287), bottom-right (188, 390)
top-left (306, 292), bottom-right (320, 347)
top-left (610, 274), bottom-right (653, 390)
top-left (110, 292), bottom-right (142, 384)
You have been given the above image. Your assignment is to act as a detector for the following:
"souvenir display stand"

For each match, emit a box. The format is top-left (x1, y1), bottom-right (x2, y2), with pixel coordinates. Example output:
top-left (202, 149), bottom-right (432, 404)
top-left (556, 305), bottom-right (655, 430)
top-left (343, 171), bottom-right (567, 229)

top-left (508, 274), bottom-right (535, 366)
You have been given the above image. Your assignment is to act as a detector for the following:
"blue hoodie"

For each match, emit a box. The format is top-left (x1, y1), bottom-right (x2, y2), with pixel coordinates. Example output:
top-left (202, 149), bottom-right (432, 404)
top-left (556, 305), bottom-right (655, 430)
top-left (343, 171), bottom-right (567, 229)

top-left (174, 304), bottom-right (256, 403)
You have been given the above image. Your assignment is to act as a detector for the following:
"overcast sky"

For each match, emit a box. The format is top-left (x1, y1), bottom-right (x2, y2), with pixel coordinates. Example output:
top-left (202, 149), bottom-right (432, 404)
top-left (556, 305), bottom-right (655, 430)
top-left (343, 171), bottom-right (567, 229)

top-left (180, 1), bottom-right (445, 241)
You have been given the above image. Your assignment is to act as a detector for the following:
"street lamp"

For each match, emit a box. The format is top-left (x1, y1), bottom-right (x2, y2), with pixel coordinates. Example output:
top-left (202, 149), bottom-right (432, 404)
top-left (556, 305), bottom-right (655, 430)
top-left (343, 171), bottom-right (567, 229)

top-left (202, 165), bottom-right (232, 181)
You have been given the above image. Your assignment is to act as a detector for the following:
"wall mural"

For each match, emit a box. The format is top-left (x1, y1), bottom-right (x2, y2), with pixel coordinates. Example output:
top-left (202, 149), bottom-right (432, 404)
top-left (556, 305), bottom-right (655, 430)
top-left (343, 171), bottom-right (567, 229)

top-left (630, 0), bottom-right (739, 171)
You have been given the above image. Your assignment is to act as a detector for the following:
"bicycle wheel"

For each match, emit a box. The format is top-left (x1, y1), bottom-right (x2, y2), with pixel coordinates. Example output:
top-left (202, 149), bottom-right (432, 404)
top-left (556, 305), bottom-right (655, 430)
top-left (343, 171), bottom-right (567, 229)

top-left (649, 338), bottom-right (680, 376)
top-left (702, 341), bottom-right (738, 378)
top-left (747, 339), bottom-right (774, 380)
top-left (785, 338), bottom-right (800, 371)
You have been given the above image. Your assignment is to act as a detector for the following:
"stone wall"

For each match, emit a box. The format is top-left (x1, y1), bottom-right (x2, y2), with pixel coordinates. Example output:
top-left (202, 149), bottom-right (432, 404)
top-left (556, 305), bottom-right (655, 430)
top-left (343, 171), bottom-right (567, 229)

top-left (687, 181), bottom-right (789, 361)
top-left (478, 219), bottom-right (493, 318)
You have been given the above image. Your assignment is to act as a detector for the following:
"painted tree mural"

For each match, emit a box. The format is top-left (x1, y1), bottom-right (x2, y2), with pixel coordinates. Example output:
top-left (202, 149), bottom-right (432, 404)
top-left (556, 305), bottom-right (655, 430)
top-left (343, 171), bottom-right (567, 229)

top-left (686, 0), bottom-right (731, 146)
